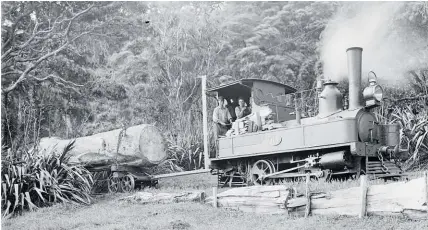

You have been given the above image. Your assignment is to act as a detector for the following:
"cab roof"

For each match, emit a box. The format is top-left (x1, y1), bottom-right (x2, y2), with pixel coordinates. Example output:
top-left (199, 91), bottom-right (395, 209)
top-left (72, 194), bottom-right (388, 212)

top-left (207, 78), bottom-right (296, 94)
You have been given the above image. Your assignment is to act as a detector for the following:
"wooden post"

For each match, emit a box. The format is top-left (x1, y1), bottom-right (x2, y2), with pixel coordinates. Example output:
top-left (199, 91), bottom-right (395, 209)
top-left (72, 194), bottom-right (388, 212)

top-left (201, 75), bottom-right (210, 169)
top-left (212, 186), bottom-right (218, 208)
top-left (293, 187), bottom-right (297, 198)
top-left (305, 173), bottom-right (311, 218)
top-left (424, 171), bottom-right (428, 214)
top-left (359, 175), bottom-right (368, 218)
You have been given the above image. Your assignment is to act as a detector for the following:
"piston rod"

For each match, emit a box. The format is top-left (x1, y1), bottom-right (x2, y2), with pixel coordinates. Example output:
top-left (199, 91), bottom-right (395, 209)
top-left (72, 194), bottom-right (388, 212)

top-left (261, 164), bottom-right (307, 179)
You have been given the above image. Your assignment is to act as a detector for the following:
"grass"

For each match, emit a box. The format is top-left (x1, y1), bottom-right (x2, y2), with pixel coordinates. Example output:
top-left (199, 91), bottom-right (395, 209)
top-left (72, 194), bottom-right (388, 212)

top-left (2, 171), bottom-right (428, 230)
top-left (2, 197), bottom-right (427, 230)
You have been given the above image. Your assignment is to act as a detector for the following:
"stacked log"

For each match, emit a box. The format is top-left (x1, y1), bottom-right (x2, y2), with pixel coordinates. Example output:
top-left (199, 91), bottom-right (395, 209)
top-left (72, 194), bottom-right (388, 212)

top-left (36, 124), bottom-right (167, 168)
top-left (286, 177), bottom-right (427, 220)
top-left (208, 175), bottom-right (428, 220)
top-left (206, 185), bottom-right (291, 215)
top-left (119, 191), bottom-right (205, 204)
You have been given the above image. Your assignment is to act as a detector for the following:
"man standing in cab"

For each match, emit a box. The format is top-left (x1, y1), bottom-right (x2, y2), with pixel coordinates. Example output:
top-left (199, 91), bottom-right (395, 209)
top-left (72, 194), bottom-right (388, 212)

top-left (213, 95), bottom-right (233, 138)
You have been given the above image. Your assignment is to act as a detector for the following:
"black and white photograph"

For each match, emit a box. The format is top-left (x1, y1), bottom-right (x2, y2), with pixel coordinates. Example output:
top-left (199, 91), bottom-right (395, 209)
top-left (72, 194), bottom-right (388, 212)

top-left (1, 1), bottom-right (428, 229)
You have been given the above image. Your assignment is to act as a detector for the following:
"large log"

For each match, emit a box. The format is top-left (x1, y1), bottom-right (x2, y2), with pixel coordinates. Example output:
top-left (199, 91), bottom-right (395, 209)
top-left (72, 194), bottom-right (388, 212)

top-left (216, 185), bottom-right (289, 198)
top-left (208, 196), bottom-right (288, 208)
top-left (37, 124), bottom-right (167, 167)
top-left (205, 176), bottom-right (427, 219)
top-left (119, 191), bottom-right (205, 204)
top-left (286, 177), bottom-right (428, 220)
top-left (205, 185), bottom-right (290, 214)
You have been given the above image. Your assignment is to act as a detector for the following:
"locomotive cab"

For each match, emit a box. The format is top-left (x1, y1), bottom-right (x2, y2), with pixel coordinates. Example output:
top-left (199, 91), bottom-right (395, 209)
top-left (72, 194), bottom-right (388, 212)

top-left (207, 78), bottom-right (297, 125)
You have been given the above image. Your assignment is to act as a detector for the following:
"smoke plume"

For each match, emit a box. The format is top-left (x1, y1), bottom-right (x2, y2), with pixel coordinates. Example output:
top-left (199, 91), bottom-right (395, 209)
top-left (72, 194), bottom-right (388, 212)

top-left (320, 2), bottom-right (428, 86)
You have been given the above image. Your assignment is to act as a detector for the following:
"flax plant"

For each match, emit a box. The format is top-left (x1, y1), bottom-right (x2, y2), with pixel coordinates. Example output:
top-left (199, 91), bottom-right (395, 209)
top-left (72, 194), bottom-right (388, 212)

top-left (1, 141), bottom-right (94, 218)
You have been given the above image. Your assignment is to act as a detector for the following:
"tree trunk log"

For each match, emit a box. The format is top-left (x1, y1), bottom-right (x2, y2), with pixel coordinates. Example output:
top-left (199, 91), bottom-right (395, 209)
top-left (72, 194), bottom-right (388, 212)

top-left (205, 177), bottom-right (427, 219)
top-left (119, 191), bottom-right (205, 204)
top-left (213, 185), bottom-right (289, 198)
top-left (37, 124), bottom-right (167, 167)
top-left (288, 177), bottom-right (427, 220)
top-left (205, 185), bottom-right (290, 214)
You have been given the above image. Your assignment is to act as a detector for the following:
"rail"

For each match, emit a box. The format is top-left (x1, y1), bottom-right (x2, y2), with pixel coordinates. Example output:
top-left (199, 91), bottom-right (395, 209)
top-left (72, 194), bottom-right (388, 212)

top-left (152, 169), bottom-right (211, 179)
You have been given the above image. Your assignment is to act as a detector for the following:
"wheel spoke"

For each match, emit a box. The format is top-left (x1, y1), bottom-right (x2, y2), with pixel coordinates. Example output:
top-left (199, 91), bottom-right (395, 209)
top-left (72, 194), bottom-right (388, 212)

top-left (251, 160), bottom-right (276, 185)
top-left (120, 175), bottom-right (135, 192)
top-left (109, 177), bottom-right (121, 193)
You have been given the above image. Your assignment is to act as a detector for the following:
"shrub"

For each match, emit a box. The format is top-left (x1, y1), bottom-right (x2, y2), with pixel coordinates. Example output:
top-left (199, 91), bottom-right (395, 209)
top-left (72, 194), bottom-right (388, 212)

top-left (375, 95), bottom-right (428, 170)
top-left (1, 141), bottom-right (94, 219)
top-left (165, 137), bottom-right (204, 171)
top-left (391, 106), bottom-right (428, 170)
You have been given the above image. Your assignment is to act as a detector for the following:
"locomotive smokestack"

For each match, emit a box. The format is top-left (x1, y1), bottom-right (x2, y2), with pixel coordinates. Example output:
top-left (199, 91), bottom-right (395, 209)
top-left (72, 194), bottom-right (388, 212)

top-left (346, 47), bottom-right (363, 110)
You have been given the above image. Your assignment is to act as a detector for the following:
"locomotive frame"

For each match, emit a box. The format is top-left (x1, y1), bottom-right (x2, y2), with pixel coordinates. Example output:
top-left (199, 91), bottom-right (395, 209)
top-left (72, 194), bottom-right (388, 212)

top-left (202, 47), bottom-right (405, 187)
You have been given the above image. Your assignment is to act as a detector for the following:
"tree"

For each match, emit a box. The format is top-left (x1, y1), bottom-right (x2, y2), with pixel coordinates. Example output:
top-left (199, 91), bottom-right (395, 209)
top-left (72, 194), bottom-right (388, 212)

top-left (1, 1), bottom-right (149, 149)
top-left (1, 2), bottom-right (96, 93)
top-left (217, 2), bottom-right (337, 90)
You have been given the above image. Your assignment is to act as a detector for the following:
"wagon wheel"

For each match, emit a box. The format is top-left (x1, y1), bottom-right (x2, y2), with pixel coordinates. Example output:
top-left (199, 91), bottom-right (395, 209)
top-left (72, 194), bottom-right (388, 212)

top-left (250, 160), bottom-right (276, 185)
top-left (108, 176), bottom-right (121, 193)
top-left (121, 174), bottom-right (135, 193)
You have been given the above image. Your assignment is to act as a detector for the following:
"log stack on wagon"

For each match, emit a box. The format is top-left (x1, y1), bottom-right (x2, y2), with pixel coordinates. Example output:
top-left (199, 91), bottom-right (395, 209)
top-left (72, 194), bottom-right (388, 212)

top-left (37, 124), bottom-right (167, 167)
top-left (36, 124), bottom-right (168, 192)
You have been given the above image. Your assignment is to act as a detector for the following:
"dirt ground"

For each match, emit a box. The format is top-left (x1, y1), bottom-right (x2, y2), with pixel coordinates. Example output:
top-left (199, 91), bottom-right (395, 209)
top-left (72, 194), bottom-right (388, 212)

top-left (2, 173), bottom-right (428, 230)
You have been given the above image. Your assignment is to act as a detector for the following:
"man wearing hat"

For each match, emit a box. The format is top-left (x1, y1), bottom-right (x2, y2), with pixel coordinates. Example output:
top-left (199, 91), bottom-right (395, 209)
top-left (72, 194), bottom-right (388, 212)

top-left (213, 95), bottom-right (233, 138)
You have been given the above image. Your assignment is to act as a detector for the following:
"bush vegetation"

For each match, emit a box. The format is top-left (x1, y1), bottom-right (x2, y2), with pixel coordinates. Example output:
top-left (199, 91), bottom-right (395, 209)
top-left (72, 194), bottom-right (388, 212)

top-left (379, 101), bottom-right (428, 170)
top-left (1, 141), bottom-right (94, 218)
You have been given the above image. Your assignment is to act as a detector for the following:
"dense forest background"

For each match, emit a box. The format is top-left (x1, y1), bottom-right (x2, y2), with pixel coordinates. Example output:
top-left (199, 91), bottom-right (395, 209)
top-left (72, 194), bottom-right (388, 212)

top-left (2, 1), bottom-right (427, 171)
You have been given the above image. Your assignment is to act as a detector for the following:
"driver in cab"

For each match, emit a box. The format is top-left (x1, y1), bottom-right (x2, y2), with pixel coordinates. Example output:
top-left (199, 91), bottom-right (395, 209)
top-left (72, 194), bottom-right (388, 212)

top-left (213, 96), bottom-right (233, 137)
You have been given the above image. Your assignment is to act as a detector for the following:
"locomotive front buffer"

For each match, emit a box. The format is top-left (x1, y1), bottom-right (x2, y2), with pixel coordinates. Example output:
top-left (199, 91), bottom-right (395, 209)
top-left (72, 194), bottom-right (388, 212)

top-left (205, 47), bottom-right (407, 187)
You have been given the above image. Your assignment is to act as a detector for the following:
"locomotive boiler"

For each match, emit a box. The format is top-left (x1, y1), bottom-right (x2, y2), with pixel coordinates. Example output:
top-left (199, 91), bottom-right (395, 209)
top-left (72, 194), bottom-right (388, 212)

top-left (206, 47), bottom-right (404, 186)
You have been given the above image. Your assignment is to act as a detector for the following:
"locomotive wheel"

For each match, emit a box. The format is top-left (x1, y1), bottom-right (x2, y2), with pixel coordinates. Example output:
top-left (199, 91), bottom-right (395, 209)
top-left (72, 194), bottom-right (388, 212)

top-left (121, 174), bottom-right (135, 193)
top-left (108, 176), bottom-right (121, 193)
top-left (250, 160), bottom-right (276, 185)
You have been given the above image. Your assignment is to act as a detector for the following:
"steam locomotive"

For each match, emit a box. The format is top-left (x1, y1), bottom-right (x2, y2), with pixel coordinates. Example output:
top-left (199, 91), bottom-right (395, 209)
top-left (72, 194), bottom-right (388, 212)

top-left (206, 47), bottom-right (404, 186)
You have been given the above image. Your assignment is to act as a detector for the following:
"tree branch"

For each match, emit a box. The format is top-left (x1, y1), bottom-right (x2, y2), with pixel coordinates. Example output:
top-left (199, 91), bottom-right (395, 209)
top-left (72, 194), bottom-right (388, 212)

top-left (30, 45), bottom-right (47, 54)
top-left (1, 71), bottom-right (22, 77)
top-left (15, 56), bottom-right (40, 62)
top-left (2, 40), bottom-right (68, 93)
top-left (33, 74), bottom-right (84, 88)
top-left (1, 12), bottom-right (31, 51)
top-left (176, 62), bottom-right (184, 100)
top-left (1, 5), bottom-right (95, 94)
top-left (9, 15), bottom-right (43, 52)
top-left (65, 4), bottom-right (94, 38)
top-left (1, 49), bottom-right (16, 62)
top-left (182, 78), bottom-right (199, 105)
